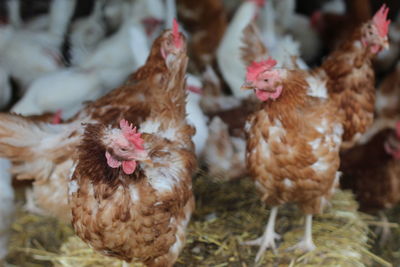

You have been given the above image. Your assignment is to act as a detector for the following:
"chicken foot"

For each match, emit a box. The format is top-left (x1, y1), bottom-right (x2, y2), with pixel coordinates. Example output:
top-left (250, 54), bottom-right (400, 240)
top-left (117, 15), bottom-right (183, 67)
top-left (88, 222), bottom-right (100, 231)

top-left (241, 206), bottom-right (281, 262)
top-left (287, 214), bottom-right (316, 252)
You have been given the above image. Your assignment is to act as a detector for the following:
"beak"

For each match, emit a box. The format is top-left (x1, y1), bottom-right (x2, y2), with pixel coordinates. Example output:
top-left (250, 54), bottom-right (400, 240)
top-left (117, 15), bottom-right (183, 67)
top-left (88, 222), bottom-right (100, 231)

top-left (241, 82), bottom-right (254, 90)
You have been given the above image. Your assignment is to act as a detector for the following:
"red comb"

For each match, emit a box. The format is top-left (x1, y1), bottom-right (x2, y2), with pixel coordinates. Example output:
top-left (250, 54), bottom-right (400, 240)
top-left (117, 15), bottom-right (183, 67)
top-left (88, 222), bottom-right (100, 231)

top-left (373, 4), bottom-right (391, 37)
top-left (172, 18), bottom-right (182, 49)
top-left (246, 58), bottom-right (277, 82)
top-left (119, 119), bottom-right (144, 150)
top-left (396, 121), bottom-right (400, 138)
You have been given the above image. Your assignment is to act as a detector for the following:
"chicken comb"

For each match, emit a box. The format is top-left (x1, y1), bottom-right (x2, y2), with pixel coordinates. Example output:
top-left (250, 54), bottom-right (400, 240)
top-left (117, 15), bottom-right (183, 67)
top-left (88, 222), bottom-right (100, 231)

top-left (119, 119), bottom-right (144, 150)
top-left (372, 4), bottom-right (391, 37)
top-left (246, 58), bottom-right (277, 82)
top-left (396, 121), bottom-right (400, 138)
top-left (172, 18), bottom-right (182, 49)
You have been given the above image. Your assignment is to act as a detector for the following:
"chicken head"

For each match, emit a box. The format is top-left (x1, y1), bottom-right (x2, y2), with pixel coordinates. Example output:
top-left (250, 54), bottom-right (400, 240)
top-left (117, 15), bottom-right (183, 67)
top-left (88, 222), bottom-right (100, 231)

top-left (361, 4), bottom-right (391, 54)
top-left (161, 19), bottom-right (186, 61)
top-left (241, 58), bottom-right (284, 101)
top-left (103, 119), bottom-right (149, 174)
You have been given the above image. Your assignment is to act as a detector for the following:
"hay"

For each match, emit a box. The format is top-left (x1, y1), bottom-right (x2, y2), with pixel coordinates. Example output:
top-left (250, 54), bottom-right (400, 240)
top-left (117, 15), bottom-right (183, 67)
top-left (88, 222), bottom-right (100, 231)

top-left (5, 176), bottom-right (392, 267)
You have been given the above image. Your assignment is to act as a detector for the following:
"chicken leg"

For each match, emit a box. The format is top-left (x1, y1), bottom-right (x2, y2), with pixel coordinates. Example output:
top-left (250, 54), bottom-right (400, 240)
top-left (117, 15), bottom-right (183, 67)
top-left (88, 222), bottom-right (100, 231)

top-left (241, 206), bottom-right (280, 262)
top-left (288, 214), bottom-right (316, 252)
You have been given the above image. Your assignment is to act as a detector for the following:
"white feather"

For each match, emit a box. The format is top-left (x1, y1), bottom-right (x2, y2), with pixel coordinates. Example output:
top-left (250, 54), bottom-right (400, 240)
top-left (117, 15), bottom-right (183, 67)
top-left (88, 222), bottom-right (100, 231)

top-left (186, 74), bottom-right (208, 156)
top-left (48, 0), bottom-right (76, 37)
top-left (217, 1), bottom-right (257, 99)
top-left (11, 64), bottom-right (133, 119)
top-left (69, 0), bottom-right (107, 66)
top-left (0, 26), bottom-right (62, 89)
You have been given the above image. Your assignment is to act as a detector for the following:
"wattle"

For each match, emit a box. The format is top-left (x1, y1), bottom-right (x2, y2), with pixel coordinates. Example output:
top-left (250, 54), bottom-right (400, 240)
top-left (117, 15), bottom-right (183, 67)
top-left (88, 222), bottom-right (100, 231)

top-left (122, 160), bottom-right (137, 174)
top-left (105, 151), bottom-right (121, 168)
top-left (255, 86), bottom-right (283, 101)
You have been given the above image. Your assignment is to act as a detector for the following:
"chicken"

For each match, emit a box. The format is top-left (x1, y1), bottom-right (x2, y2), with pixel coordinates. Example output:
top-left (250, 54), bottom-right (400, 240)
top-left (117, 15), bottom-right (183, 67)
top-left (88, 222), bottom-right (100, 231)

top-left (69, 0), bottom-right (107, 66)
top-left (217, 0), bottom-right (265, 99)
top-left (0, 0), bottom-right (76, 90)
top-left (340, 122), bottom-right (400, 213)
top-left (0, 158), bottom-right (14, 261)
top-left (241, 58), bottom-right (343, 261)
top-left (0, 22), bottom-right (195, 266)
top-left (200, 66), bottom-right (256, 181)
top-left (320, 4), bottom-right (391, 148)
top-left (202, 116), bottom-right (246, 181)
top-left (70, 22), bottom-right (195, 266)
top-left (185, 74), bottom-right (209, 157)
top-left (177, 0), bottom-right (228, 69)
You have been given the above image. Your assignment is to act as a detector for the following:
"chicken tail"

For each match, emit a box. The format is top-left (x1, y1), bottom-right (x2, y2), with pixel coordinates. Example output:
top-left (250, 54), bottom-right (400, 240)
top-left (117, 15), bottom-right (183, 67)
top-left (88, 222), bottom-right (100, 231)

top-left (0, 113), bottom-right (78, 180)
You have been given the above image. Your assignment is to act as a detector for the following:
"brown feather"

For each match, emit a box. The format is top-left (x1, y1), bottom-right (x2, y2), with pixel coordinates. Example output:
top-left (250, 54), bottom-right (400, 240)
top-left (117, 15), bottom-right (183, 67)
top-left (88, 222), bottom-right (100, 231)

top-left (246, 70), bottom-right (342, 214)
top-left (320, 26), bottom-right (375, 144)
top-left (240, 22), bottom-right (268, 66)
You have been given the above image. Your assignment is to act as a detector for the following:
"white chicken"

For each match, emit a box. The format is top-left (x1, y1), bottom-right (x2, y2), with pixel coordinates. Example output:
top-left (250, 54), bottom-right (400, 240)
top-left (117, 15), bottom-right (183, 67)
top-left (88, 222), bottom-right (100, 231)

top-left (129, 0), bottom-right (166, 44)
top-left (186, 74), bottom-right (209, 157)
top-left (217, 0), bottom-right (261, 99)
top-left (257, 0), bottom-right (308, 69)
top-left (0, 158), bottom-right (14, 261)
top-left (69, 0), bottom-right (107, 66)
top-left (11, 66), bottom-right (133, 119)
top-left (0, 0), bottom-right (76, 90)
top-left (81, 0), bottom-right (163, 70)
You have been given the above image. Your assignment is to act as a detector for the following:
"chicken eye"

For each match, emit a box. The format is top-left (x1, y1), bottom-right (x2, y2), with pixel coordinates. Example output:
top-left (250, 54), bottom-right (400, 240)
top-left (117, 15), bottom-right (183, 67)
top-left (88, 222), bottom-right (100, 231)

top-left (264, 79), bottom-right (269, 82)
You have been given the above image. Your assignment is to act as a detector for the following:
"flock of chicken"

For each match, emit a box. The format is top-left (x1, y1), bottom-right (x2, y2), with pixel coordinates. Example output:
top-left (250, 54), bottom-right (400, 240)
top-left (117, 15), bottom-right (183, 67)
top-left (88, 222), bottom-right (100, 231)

top-left (0, 0), bottom-right (399, 266)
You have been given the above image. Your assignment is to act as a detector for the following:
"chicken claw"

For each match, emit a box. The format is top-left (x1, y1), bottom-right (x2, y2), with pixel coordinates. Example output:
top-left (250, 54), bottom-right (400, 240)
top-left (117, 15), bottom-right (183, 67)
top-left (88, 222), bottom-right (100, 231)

top-left (241, 207), bottom-right (280, 262)
top-left (287, 214), bottom-right (316, 252)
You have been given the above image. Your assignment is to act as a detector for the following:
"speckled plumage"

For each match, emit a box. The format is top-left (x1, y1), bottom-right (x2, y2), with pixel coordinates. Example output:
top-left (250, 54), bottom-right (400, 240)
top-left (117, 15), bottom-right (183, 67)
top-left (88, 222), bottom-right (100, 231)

top-left (69, 30), bottom-right (196, 265)
top-left (321, 28), bottom-right (376, 146)
top-left (246, 70), bottom-right (343, 214)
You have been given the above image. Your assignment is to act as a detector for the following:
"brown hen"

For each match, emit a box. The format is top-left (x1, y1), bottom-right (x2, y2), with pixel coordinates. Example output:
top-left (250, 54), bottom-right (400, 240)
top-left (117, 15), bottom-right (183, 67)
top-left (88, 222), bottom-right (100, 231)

top-left (0, 22), bottom-right (196, 266)
top-left (241, 58), bottom-right (343, 262)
